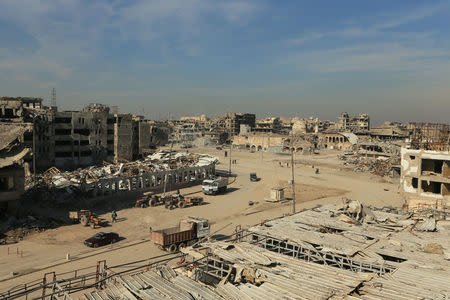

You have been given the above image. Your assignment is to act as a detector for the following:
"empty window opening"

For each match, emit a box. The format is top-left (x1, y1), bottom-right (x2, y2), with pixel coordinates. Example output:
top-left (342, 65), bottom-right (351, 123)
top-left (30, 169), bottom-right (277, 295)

top-left (421, 180), bottom-right (441, 194)
top-left (55, 129), bottom-right (71, 135)
top-left (80, 150), bottom-right (92, 157)
top-left (24, 132), bottom-right (33, 141)
top-left (55, 117), bottom-right (71, 123)
top-left (74, 129), bottom-right (90, 135)
top-left (409, 155), bottom-right (416, 160)
top-left (422, 159), bottom-right (443, 174)
top-left (55, 140), bottom-right (71, 146)
top-left (412, 177), bottom-right (418, 188)
top-left (4, 108), bottom-right (14, 117)
top-left (0, 176), bottom-right (14, 191)
top-left (55, 151), bottom-right (72, 158)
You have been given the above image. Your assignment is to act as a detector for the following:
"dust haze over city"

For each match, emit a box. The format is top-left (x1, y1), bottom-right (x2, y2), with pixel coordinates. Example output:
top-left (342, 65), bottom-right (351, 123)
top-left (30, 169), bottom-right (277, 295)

top-left (0, 1), bottom-right (449, 299)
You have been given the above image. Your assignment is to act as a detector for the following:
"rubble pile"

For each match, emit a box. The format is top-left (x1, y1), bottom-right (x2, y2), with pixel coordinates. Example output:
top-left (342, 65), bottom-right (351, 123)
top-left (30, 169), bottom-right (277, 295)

top-left (339, 154), bottom-right (400, 176)
top-left (1, 215), bottom-right (64, 243)
top-left (336, 198), bottom-right (446, 231)
top-left (34, 150), bottom-right (218, 187)
top-left (23, 151), bottom-right (219, 202)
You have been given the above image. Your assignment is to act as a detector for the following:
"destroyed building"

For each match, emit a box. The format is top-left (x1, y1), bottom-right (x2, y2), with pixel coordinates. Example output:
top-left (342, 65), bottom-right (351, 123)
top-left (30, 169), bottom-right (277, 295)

top-left (223, 112), bottom-right (256, 136)
top-left (369, 121), bottom-right (408, 141)
top-left (32, 150), bottom-right (218, 205)
top-left (253, 117), bottom-right (282, 133)
top-left (318, 132), bottom-right (358, 150)
top-left (233, 133), bottom-right (313, 153)
top-left (0, 123), bottom-right (32, 214)
top-left (401, 122), bottom-right (450, 210)
top-left (0, 98), bottom-right (169, 171)
top-left (337, 112), bottom-right (370, 133)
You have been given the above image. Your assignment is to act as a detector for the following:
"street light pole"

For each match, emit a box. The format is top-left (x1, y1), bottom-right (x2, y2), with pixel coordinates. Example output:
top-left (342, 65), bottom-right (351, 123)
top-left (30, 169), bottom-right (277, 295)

top-left (291, 144), bottom-right (296, 214)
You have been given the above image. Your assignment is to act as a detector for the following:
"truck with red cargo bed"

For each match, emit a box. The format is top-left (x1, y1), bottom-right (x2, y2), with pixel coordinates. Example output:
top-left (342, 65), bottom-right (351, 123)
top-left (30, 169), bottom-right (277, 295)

top-left (150, 217), bottom-right (210, 252)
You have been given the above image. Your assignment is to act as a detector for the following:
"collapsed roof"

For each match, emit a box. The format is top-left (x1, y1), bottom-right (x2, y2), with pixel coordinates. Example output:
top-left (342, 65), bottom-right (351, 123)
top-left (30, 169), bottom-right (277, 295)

top-left (0, 123), bottom-right (32, 169)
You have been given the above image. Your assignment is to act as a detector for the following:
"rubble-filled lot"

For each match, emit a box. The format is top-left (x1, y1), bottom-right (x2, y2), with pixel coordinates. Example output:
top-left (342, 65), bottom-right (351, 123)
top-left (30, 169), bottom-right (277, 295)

top-left (339, 154), bottom-right (400, 176)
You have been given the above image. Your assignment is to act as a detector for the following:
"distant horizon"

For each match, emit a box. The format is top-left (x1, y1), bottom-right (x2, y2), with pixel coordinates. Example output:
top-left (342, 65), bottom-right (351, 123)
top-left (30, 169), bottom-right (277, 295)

top-left (2, 94), bottom-right (446, 127)
top-left (1, 0), bottom-right (449, 125)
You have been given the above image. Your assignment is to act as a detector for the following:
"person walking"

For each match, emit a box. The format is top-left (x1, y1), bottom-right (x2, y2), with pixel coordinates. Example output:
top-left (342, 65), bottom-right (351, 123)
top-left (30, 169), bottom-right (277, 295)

top-left (111, 210), bottom-right (117, 223)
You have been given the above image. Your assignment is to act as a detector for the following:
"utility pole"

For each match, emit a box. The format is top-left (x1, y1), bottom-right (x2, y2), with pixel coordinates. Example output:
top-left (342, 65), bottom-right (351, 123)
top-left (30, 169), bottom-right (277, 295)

top-left (32, 116), bottom-right (36, 180)
top-left (291, 147), bottom-right (296, 214)
top-left (228, 129), bottom-right (232, 175)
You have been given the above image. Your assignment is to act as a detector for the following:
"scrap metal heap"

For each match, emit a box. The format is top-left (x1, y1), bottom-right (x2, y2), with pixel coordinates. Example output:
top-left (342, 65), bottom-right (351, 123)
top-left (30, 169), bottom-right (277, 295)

top-left (81, 200), bottom-right (450, 300)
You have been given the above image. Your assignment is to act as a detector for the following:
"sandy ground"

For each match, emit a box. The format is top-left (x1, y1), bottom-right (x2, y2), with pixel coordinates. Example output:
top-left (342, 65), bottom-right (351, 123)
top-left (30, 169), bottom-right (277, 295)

top-left (0, 147), bottom-right (403, 293)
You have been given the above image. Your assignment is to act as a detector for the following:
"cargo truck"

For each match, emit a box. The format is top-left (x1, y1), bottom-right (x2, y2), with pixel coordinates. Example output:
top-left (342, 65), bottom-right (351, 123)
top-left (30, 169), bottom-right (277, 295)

top-left (202, 177), bottom-right (228, 195)
top-left (150, 217), bottom-right (210, 252)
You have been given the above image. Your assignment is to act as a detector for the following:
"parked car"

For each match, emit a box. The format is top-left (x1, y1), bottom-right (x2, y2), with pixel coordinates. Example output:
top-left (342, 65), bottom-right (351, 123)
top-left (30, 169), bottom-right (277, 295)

top-left (84, 232), bottom-right (119, 248)
top-left (250, 173), bottom-right (260, 182)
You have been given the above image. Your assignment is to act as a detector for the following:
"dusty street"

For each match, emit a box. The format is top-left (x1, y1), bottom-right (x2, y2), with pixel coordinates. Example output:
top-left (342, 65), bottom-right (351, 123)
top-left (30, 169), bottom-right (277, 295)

top-left (0, 147), bottom-right (403, 292)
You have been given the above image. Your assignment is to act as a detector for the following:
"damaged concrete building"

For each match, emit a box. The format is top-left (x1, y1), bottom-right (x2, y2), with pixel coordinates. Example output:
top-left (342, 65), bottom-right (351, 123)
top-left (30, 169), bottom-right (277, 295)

top-left (223, 112), bottom-right (256, 136)
top-left (0, 123), bottom-right (32, 214)
top-left (401, 123), bottom-right (450, 210)
top-left (369, 121), bottom-right (408, 141)
top-left (233, 133), bottom-right (313, 153)
top-left (254, 117), bottom-right (282, 133)
top-left (337, 112), bottom-right (370, 133)
top-left (0, 97), bottom-right (169, 171)
top-left (318, 132), bottom-right (358, 150)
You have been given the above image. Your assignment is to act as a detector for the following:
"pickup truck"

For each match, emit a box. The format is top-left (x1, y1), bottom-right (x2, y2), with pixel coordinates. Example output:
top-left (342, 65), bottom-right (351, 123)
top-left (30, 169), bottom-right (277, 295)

top-left (150, 217), bottom-right (210, 252)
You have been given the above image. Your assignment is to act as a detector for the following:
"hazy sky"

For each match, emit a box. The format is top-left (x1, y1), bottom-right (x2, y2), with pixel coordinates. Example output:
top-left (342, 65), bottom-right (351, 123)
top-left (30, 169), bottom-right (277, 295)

top-left (0, 0), bottom-right (449, 125)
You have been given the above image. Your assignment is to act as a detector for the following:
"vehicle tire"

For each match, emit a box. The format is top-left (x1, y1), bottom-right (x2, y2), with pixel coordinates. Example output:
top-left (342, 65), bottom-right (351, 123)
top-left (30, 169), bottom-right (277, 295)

top-left (150, 199), bottom-right (157, 206)
top-left (178, 242), bottom-right (186, 250)
top-left (168, 244), bottom-right (177, 253)
top-left (90, 223), bottom-right (95, 229)
top-left (178, 201), bottom-right (186, 208)
top-left (113, 238), bottom-right (118, 243)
